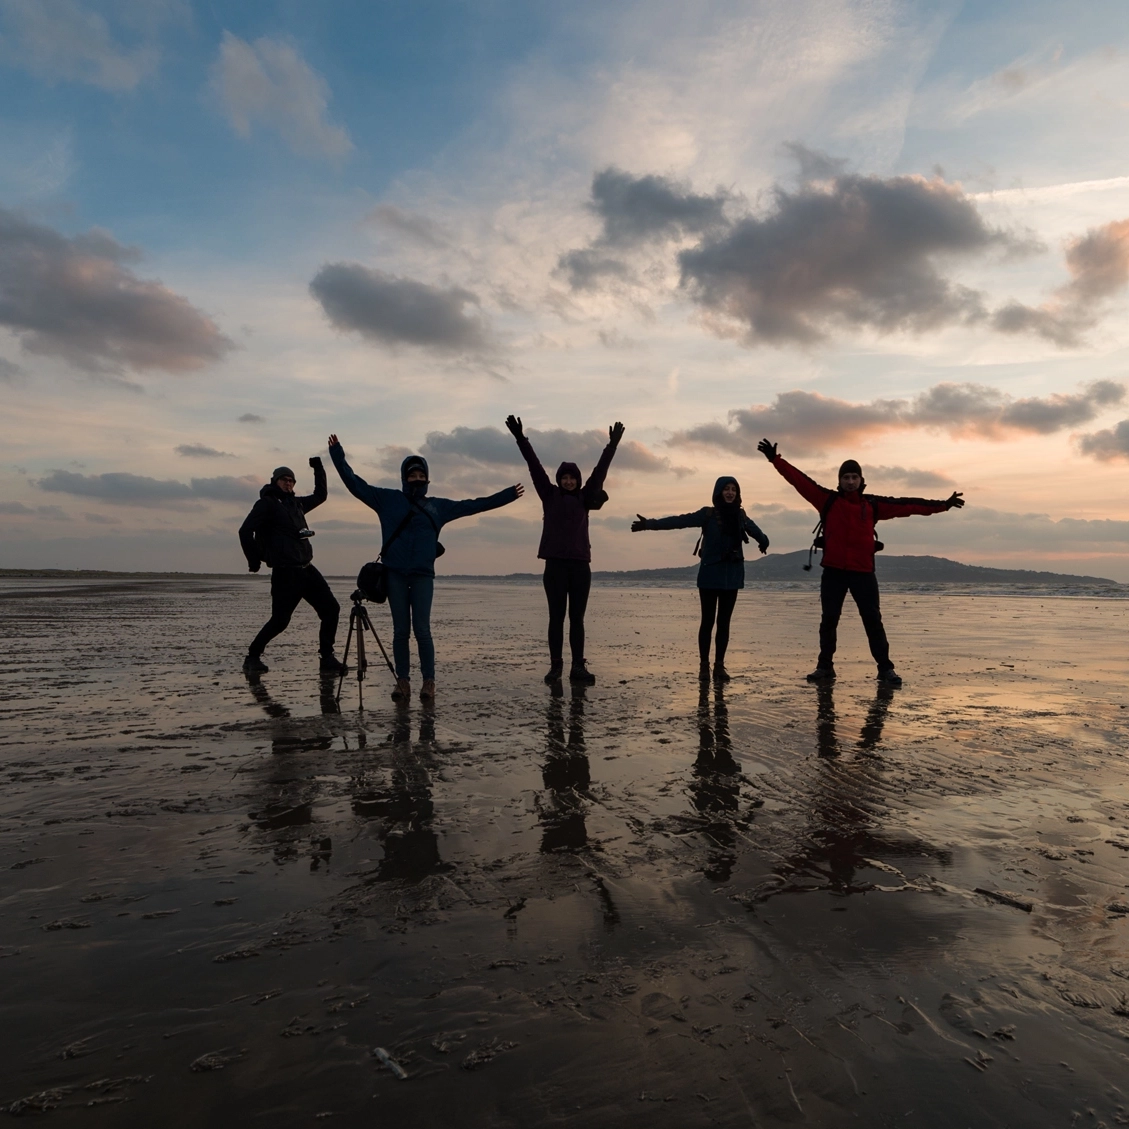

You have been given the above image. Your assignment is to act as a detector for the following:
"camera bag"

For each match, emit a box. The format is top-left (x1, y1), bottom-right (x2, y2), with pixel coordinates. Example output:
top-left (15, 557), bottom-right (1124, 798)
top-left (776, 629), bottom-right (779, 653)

top-left (356, 509), bottom-right (414, 603)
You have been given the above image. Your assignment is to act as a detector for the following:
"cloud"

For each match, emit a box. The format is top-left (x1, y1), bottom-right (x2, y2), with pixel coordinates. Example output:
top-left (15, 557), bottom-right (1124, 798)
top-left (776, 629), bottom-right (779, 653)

top-left (672, 380), bottom-right (1125, 456)
top-left (1078, 419), bottom-right (1129, 462)
top-left (0, 356), bottom-right (22, 381)
top-left (83, 512), bottom-right (120, 525)
top-left (0, 207), bottom-right (233, 373)
top-left (0, 0), bottom-right (185, 91)
top-left (237, 412), bottom-right (264, 424)
top-left (35, 469), bottom-right (259, 507)
top-left (836, 465), bottom-right (954, 490)
top-left (992, 219), bottom-right (1129, 346)
top-left (419, 425), bottom-right (692, 476)
top-left (175, 444), bottom-right (232, 458)
top-left (559, 166), bottom-right (731, 289)
top-left (780, 142), bottom-right (849, 183)
top-left (678, 171), bottom-right (1021, 345)
top-left (309, 264), bottom-right (492, 353)
top-left (367, 205), bottom-right (450, 249)
top-left (0, 500), bottom-right (66, 518)
top-left (209, 32), bottom-right (351, 159)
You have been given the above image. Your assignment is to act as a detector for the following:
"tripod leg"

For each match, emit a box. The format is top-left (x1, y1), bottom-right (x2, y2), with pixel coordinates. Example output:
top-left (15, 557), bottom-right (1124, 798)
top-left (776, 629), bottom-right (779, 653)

top-left (335, 609), bottom-right (357, 704)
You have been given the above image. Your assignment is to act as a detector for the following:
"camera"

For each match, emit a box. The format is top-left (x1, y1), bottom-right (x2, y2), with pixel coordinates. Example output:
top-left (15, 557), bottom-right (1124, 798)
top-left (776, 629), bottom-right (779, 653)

top-left (298, 529), bottom-right (315, 539)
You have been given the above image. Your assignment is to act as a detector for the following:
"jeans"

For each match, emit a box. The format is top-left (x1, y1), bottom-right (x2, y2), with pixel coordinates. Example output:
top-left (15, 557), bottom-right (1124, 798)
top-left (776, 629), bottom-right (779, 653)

top-left (385, 569), bottom-right (435, 680)
top-left (698, 588), bottom-right (738, 665)
top-left (818, 567), bottom-right (892, 671)
top-left (248, 565), bottom-right (339, 657)
top-left (542, 558), bottom-right (592, 665)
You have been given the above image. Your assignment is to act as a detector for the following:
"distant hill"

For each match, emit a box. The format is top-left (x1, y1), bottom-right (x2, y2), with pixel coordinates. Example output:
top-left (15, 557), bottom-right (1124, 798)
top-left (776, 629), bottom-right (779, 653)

top-left (438, 551), bottom-right (1122, 588)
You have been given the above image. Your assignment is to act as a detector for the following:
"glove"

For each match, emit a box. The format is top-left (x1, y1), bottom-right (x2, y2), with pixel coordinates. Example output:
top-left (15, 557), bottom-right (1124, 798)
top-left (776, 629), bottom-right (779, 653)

top-left (756, 438), bottom-right (778, 462)
top-left (946, 491), bottom-right (965, 510)
top-left (758, 538), bottom-right (769, 555)
top-left (309, 456), bottom-right (322, 468)
top-left (630, 514), bottom-right (648, 532)
top-left (609, 421), bottom-right (625, 447)
top-left (505, 415), bottom-right (524, 439)
top-left (248, 562), bottom-right (261, 573)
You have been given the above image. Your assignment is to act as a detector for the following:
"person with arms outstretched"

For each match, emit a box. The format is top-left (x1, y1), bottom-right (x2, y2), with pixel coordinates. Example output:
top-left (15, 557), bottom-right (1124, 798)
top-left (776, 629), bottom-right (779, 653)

top-left (757, 438), bottom-right (964, 687)
top-left (239, 458), bottom-right (345, 675)
top-left (631, 476), bottom-right (769, 682)
top-left (505, 415), bottom-right (623, 685)
top-left (328, 434), bottom-right (523, 702)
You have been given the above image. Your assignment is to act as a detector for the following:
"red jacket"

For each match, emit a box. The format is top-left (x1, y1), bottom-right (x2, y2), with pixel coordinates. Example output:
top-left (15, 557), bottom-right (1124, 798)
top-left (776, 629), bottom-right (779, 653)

top-left (772, 456), bottom-right (950, 573)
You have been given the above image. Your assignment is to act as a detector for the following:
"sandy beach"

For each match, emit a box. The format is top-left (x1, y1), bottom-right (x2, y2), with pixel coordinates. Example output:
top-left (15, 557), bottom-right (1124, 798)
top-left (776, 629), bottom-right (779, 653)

top-left (2, 576), bottom-right (1129, 1126)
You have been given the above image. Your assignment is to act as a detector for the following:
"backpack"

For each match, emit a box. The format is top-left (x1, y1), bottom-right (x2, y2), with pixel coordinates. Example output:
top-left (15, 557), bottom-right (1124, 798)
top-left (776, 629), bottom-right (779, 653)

top-left (802, 493), bottom-right (884, 572)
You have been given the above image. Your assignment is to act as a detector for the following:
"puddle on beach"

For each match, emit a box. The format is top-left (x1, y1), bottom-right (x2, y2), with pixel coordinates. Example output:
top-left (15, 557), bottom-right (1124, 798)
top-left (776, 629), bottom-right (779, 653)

top-left (2, 577), bottom-right (1129, 1126)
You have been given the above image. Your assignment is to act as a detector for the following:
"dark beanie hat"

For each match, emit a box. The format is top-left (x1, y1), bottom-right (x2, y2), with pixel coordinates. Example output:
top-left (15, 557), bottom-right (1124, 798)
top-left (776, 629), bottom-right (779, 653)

top-left (838, 459), bottom-right (862, 477)
top-left (272, 466), bottom-right (296, 482)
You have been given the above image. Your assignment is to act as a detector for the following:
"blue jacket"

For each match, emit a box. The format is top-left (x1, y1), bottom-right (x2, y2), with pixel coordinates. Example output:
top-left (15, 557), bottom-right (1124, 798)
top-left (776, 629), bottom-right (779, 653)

top-left (330, 447), bottom-right (520, 577)
top-left (638, 476), bottom-right (768, 590)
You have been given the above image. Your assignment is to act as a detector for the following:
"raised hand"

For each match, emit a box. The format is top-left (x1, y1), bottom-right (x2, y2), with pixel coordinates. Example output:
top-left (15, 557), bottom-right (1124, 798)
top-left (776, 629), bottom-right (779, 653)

top-left (946, 491), bottom-right (965, 510)
top-left (630, 513), bottom-right (648, 532)
top-left (309, 455), bottom-right (322, 468)
top-left (327, 433), bottom-right (341, 450)
top-left (514, 483), bottom-right (525, 498)
top-left (505, 415), bottom-right (524, 439)
top-left (609, 421), bottom-right (625, 446)
top-left (756, 438), bottom-right (778, 462)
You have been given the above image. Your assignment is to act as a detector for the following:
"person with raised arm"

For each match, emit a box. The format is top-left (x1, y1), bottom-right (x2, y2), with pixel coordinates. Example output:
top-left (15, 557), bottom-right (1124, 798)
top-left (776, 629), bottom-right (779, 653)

top-left (630, 476), bottom-right (769, 683)
top-left (327, 434), bottom-right (523, 703)
top-left (505, 415), bottom-right (623, 685)
top-left (757, 438), bottom-right (964, 687)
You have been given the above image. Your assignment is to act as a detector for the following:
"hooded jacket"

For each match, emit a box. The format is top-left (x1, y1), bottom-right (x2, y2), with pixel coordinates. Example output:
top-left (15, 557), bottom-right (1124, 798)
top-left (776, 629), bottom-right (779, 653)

top-left (637, 477), bottom-right (769, 590)
top-left (514, 433), bottom-right (616, 562)
top-left (238, 462), bottom-right (327, 569)
top-left (330, 446), bottom-right (520, 577)
top-left (770, 455), bottom-right (951, 573)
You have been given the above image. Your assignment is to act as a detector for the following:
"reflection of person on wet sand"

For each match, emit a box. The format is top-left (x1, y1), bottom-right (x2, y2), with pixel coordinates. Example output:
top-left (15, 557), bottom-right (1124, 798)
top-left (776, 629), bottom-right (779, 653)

top-left (815, 681), bottom-right (895, 758)
top-left (757, 438), bottom-right (963, 688)
top-left (690, 685), bottom-right (746, 882)
top-left (538, 684), bottom-right (591, 853)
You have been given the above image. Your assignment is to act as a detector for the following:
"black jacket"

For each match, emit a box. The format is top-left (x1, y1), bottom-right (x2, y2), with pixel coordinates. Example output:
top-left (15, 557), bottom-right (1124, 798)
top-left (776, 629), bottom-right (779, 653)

top-left (239, 463), bottom-right (327, 569)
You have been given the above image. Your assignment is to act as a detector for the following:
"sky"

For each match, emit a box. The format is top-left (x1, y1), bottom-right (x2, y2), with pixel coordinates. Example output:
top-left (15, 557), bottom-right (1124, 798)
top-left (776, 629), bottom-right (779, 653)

top-left (2, 0), bottom-right (1129, 579)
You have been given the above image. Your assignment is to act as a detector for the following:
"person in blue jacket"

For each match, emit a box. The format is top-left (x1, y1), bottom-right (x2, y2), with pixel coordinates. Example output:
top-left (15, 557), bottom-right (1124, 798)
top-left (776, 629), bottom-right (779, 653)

top-left (328, 434), bottom-right (524, 702)
top-left (631, 476), bottom-right (769, 682)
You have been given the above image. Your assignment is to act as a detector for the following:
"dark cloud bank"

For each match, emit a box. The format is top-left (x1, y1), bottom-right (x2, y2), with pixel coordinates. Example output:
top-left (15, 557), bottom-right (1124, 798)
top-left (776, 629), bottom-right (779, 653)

top-left (0, 208), bottom-right (232, 374)
top-left (673, 381), bottom-right (1124, 456)
top-left (561, 159), bottom-right (1129, 347)
top-left (309, 264), bottom-right (491, 353)
top-left (36, 471), bottom-right (260, 509)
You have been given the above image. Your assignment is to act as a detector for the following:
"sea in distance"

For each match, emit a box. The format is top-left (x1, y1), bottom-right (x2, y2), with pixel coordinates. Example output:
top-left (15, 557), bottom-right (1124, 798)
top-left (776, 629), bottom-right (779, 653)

top-left (2, 564), bottom-right (1128, 1126)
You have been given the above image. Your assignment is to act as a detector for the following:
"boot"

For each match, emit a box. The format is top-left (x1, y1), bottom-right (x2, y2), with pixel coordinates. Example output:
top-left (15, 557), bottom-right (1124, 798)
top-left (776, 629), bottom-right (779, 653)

top-left (698, 661), bottom-right (711, 682)
top-left (544, 662), bottom-right (564, 685)
top-left (877, 668), bottom-right (903, 687)
top-left (243, 653), bottom-right (268, 673)
top-left (391, 677), bottom-right (411, 702)
top-left (319, 654), bottom-right (348, 674)
top-left (713, 665), bottom-right (731, 683)
top-left (569, 660), bottom-right (596, 686)
top-left (805, 666), bottom-right (835, 682)
top-left (420, 679), bottom-right (435, 702)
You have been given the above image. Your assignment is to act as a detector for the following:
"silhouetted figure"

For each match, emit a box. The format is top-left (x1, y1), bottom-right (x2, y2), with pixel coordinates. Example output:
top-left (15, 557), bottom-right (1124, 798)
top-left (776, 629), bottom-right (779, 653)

top-left (539, 684), bottom-right (591, 852)
top-left (690, 685), bottom-right (743, 881)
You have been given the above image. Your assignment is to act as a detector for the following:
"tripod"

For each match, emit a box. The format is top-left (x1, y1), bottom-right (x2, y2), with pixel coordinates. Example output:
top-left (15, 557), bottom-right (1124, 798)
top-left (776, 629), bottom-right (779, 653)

top-left (336, 590), bottom-right (397, 708)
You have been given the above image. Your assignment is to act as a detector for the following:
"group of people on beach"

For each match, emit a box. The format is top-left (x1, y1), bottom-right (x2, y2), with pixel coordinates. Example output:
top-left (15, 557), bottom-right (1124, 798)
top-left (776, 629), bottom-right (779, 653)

top-left (238, 421), bottom-right (965, 701)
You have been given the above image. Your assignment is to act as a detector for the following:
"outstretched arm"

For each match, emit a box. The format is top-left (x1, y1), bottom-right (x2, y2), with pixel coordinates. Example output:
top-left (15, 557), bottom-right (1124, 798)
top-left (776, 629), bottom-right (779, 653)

top-left (873, 491), bottom-right (964, 520)
top-left (583, 421), bottom-right (624, 502)
top-left (298, 456), bottom-right (328, 513)
top-left (757, 439), bottom-right (831, 511)
top-left (436, 484), bottom-right (525, 524)
top-left (631, 509), bottom-right (708, 531)
top-left (743, 513), bottom-right (769, 554)
top-left (506, 415), bottom-right (553, 501)
top-left (327, 434), bottom-right (393, 515)
top-left (238, 501), bottom-right (267, 571)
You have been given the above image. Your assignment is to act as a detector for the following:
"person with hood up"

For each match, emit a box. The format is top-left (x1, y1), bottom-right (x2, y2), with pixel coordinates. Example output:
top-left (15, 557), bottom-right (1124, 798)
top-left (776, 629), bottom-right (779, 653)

top-left (239, 457), bottom-right (345, 675)
top-left (505, 415), bottom-right (624, 685)
top-left (756, 438), bottom-right (965, 687)
top-left (630, 477), bottom-right (769, 682)
top-left (328, 434), bottom-right (524, 702)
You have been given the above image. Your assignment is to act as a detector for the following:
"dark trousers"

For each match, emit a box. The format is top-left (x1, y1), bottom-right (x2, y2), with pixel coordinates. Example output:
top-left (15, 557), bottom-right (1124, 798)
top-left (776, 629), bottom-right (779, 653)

top-left (385, 570), bottom-right (435, 680)
top-left (698, 588), bottom-right (738, 665)
top-left (543, 558), bottom-right (592, 665)
top-left (249, 565), bottom-right (339, 657)
top-left (818, 567), bottom-right (892, 671)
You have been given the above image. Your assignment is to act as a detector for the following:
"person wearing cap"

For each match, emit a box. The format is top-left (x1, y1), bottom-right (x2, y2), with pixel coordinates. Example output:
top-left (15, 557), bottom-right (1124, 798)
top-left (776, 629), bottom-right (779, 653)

top-left (327, 435), bottom-right (524, 703)
top-left (756, 439), bottom-right (964, 687)
top-left (504, 415), bottom-right (624, 685)
top-left (238, 457), bottom-right (345, 675)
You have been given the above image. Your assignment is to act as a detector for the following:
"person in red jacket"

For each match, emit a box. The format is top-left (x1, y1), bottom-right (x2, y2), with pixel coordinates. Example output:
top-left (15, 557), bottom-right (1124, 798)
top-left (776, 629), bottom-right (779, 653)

top-left (757, 438), bottom-right (964, 686)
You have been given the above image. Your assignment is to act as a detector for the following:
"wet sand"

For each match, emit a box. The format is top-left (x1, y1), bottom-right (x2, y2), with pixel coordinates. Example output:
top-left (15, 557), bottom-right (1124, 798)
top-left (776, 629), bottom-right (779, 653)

top-left (2, 577), bottom-right (1129, 1126)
